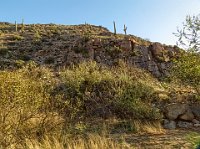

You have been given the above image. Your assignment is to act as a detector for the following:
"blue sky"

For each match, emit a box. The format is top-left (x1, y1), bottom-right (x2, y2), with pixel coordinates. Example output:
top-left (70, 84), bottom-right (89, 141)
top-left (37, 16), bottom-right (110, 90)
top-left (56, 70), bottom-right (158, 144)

top-left (1, 0), bottom-right (200, 45)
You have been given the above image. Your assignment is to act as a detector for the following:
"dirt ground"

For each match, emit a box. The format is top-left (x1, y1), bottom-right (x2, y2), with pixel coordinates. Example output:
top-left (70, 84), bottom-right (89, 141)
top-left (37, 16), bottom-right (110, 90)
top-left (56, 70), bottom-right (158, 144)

top-left (112, 128), bottom-right (200, 149)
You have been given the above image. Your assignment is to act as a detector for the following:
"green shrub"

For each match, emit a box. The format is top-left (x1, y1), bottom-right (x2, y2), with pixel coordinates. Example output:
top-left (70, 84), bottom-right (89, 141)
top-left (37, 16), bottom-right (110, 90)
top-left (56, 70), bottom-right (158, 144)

top-left (0, 47), bottom-right (9, 56)
top-left (72, 47), bottom-right (89, 57)
top-left (44, 56), bottom-right (55, 64)
top-left (171, 14), bottom-right (200, 99)
top-left (115, 81), bottom-right (160, 119)
top-left (34, 30), bottom-right (42, 42)
top-left (14, 59), bottom-right (26, 68)
top-left (52, 61), bottom-right (161, 121)
top-left (0, 64), bottom-right (62, 148)
top-left (105, 46), bottom-right (123, 58)
top-left (171, 52), bottom-right (200, 95)
top-left (12, 34), bottom-right (24, 41)
top-left (187, 132), bottom-right (200, 149)
top-left (0, 61), bottom-right (163, 148)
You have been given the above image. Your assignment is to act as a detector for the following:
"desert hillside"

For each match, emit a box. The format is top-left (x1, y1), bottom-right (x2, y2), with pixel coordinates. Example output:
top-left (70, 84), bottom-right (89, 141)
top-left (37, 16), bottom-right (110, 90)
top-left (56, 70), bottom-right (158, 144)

top-left (0, 22), bottom-right (200, 149)
top-left (0, 22), bottom-right (180, 77)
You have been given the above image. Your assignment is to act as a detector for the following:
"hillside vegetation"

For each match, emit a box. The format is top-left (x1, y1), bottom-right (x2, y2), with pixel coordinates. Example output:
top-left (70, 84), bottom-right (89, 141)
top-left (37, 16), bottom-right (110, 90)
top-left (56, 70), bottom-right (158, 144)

top-left (0, 22), bottom-right (199, 148)
top-left (0, 61), bottom-right (163, 148)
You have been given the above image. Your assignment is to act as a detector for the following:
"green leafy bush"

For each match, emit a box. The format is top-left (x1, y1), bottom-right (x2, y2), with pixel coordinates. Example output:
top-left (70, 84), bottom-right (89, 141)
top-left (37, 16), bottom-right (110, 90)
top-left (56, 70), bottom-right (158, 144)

top-left (171, 14), bottom-right (200, 97)
top-left (170, 52), bottom-right (200, 99)
top-left (172, 52), bottom-right (200, 86)
top-left (53, 61), bottom-right (161, 120)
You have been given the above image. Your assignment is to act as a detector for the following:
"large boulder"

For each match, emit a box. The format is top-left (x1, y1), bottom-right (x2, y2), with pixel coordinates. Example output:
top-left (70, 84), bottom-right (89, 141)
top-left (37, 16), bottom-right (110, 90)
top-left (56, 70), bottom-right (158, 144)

top-left (149, 42), bottom-right (170, 62)
top-left (190, 104), bottom-right (200, 120)
top-left (120, 40), bottom-right (132, 51)
top-left (164, 103), bottom-right (189, 120)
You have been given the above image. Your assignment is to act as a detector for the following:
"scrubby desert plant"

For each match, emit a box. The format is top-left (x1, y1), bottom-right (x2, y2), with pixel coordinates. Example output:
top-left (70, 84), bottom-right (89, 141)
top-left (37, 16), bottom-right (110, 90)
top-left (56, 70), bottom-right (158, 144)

top-left (187, 132), bottom-right (200, 149)
top-left (0, 61), bottom-right (163, 148)
top-left (52, 61), bottom-right (162, 121)
top-left (0, 46), bottom-right (9, 56)
top-left (171, 14), bottom-right (200, 97)
top-left (0, 64), bottom-right (63, 148)
top-left (34, 30), bottom-right (42, 42)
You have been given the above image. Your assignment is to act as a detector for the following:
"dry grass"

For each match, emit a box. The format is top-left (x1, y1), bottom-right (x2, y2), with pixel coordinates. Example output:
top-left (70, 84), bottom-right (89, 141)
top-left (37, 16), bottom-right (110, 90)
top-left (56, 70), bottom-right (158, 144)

top-left (19, 134), bottom-right (132, 149)
top-left (132, 120), bottom-right (165, 134)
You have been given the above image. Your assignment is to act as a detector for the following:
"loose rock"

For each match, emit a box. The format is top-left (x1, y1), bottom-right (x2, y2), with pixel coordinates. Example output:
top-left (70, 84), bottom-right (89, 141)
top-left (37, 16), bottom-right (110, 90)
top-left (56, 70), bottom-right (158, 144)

top-left (179, 109), bottom-right (194, 121)
top-left (163, 119), bottom-right (176, 129)
top-left (194, 124), bottom-right (200, 127)
top-left (164, 103), bottom-right (189, 120)
top-left (177, 121), bottom-right (193, 128)
top-left (192, 119), bottom-right (200, 124)
top-left (190, 104), bottom-right (200, 119)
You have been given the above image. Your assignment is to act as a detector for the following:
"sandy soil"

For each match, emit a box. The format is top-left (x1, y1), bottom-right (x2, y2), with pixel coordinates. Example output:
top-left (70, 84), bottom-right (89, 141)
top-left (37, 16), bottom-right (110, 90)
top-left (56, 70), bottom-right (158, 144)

top-left (112, 128), bottom-right (200, 149)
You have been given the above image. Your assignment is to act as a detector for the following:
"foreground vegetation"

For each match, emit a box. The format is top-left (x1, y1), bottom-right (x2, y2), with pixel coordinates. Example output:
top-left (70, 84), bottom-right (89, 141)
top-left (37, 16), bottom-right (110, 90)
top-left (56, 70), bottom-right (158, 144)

top-left (0, 14), bottom-right (200, 148)
top-left (0, 61), bottom-right (166, 148)
top-left (172, 13), bottom-right (200, 99)
top-left (0, 59), bottom-right (199, 148)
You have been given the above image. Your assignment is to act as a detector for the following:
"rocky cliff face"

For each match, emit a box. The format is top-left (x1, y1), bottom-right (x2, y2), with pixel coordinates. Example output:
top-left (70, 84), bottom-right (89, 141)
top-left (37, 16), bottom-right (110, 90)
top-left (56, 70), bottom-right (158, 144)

top-left (0, 23), bottom-right (180, 77)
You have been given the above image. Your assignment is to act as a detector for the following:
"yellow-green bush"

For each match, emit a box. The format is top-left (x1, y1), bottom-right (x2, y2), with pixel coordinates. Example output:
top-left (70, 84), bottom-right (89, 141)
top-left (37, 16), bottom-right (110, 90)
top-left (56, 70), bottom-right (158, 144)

top-left (0, 63), bottom-right (63, 148)
top-left (170, 52), bottom-right (200, 97)
top-left (0, 61), bottom-right (162, 148)
top-left (53, 61), bottom-right (161, 121)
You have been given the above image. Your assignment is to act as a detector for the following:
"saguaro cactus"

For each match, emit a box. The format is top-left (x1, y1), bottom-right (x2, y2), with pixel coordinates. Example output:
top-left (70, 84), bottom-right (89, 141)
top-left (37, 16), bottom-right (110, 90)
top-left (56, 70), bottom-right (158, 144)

top-left (124, 24), bottom-right (127, 35)
top-left (113, 21), bottom-right (116, 35)
top-left (15, 21), bottom-right (18, 32)
top-left (21, 18), bottom-right (25, 32)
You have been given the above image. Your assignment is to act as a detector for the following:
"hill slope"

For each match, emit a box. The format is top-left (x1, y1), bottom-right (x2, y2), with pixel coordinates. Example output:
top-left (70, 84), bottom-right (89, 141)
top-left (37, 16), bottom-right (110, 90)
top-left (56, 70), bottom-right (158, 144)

top-left (0, 22), bottom-right (180, 77)
top-left (1, 22), bottom-right (200, 149)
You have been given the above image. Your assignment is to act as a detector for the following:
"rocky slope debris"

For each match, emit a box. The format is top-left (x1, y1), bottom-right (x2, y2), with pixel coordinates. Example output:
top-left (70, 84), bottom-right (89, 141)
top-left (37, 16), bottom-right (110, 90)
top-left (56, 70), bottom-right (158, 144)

top-left (163, 103), bottom-right (200, 129)
top-left (0, 22), bottom-right (180, 77)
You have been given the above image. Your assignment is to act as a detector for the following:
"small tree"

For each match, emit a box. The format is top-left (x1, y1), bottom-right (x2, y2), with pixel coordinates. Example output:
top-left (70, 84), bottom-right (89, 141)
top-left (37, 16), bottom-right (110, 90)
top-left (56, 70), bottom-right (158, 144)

top-left (174, 14), bottom-right (200, 52)
top-left (172, 14), bottom-right (200, 96)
